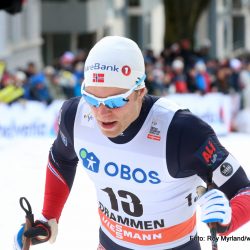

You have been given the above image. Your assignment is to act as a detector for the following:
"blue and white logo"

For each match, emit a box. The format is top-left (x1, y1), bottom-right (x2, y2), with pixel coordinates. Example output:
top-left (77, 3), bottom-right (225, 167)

top-left (79, 148), bottom-right (100, 173)
top-left (79, 148), bottom-right (161, 184)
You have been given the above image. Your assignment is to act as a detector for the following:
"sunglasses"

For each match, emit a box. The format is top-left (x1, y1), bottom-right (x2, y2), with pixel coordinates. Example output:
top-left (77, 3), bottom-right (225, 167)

top-left (81, 74), bottom-right (146, 109)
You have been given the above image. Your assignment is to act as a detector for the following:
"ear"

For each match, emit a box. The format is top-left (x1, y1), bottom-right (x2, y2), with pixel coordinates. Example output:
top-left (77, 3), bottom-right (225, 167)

top-left (137, 88), bottom-right (147, 99)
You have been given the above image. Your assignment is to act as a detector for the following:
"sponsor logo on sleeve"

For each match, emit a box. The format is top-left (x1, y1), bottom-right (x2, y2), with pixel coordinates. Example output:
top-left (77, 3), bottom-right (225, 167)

top-left (212, 154), bottom-right (240, 186)
top-left (195, 137), bottom-right (226, 168)
top-left (220, 163), bottom-right (233, 177)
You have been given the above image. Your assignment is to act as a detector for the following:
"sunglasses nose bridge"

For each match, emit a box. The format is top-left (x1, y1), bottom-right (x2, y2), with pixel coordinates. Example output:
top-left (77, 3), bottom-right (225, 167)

top-left (97, 103), bottom-right (112, 113)
top-left (95, 100), bottom-right (108, 108)
top-left (99, 100), bottom-right (106, 107)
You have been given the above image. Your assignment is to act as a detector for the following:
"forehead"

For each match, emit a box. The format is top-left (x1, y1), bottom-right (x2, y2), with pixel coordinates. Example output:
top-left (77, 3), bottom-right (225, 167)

top-left (85, 86), bottom-right (129, 98)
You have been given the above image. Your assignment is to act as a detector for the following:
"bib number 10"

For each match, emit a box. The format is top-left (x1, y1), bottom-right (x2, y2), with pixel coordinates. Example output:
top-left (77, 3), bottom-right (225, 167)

top-left (102, 187), bottom-right (143, 217)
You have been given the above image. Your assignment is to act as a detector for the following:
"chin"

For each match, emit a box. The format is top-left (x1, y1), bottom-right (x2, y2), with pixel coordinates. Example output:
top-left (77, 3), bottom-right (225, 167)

top-left (100, 129), bottom-right (121, 138)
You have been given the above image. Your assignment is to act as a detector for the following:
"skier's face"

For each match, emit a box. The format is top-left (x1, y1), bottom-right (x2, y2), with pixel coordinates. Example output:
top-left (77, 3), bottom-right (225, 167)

top-left (85, 86), bottom-right (146, 138)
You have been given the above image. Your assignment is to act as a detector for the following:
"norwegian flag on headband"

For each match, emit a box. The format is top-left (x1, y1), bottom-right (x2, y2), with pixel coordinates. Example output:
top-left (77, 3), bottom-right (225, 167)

top-left (93, 73), bottom-right (104, 83)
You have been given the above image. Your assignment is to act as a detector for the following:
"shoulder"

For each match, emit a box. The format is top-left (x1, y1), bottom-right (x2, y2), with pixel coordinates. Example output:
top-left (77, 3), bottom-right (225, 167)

top-left (168, 110), bottom-right (214, 137)
top-left (154, 97), bottom-right (182, 113)
top-left (59, 97), bottom-right (81, 136)
top-left (59, 97), bottom-right (81, 125)
top-left (60, 97), bottom-right (81, 117)
top-left (167, 110), bottom-right (228, 178)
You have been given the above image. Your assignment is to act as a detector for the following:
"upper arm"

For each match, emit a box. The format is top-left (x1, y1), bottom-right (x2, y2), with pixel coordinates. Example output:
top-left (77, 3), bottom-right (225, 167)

top-left (50, 97), bottom-right (80, 188)
top-left (167, 110), bottom-right (250, 199)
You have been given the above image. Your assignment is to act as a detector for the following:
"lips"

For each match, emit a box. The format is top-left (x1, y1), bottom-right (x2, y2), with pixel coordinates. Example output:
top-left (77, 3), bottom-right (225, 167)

top-left (99, 121), bottom-right (117, 130)
top-left (102, 121), bottom-right (116, 125)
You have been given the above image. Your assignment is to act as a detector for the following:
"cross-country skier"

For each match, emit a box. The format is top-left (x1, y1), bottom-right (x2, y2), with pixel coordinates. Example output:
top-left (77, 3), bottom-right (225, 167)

top-left (14, 36), bottom-right (250, 250)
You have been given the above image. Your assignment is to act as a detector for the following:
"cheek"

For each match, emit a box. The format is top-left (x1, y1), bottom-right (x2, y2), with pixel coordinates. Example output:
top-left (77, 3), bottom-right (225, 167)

top-left (118, 102), bottom-right (138, 121)
top-left (109, 107), bottom-right (130, 122)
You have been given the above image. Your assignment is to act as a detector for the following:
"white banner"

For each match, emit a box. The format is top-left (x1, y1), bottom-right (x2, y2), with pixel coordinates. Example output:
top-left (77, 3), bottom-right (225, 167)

top-left (0, 94), bottom-right (232, 138)
top-left (0, 100), bottom-right (64, 138)
top-left (166, 93), bottom-right (232, 135)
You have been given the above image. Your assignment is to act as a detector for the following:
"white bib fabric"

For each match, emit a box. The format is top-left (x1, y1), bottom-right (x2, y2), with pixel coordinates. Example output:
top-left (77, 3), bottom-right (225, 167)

top-left (74, 98), bottom-right (202, 249)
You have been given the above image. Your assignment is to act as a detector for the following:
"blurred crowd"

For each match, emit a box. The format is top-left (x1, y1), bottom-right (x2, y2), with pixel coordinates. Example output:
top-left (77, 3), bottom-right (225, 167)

top-left (145, 39), bottom-right (250, 110)
top-left (0, 50), bottom-right (87, 104)
top-left (1, 39), bottom-right (250, 110)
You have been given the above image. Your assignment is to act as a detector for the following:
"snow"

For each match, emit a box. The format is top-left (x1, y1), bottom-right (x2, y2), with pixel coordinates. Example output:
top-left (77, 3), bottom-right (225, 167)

top-left (0, 133), bottom-right (250, 250)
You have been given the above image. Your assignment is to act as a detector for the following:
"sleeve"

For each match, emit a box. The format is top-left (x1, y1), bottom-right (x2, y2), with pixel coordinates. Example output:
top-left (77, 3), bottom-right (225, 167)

top-left (167, 110), bottom-right (250, 234)
top-left (218, 186), bottom-right (250, 235)
top-left (167, 110), bottom-right (230, 182)
top-left (42, 97), bottom-right (80, 222)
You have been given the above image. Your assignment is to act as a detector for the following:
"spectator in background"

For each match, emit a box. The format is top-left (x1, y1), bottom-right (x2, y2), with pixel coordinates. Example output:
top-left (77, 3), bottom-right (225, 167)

top-left (73, 49), bottom-right (88, 65)
top-left (144, 48), bottom-right (157, 64)
top-left (59, 51), bottom-right (75, 72)
top-left (213, 66), bottom-right (231, 94)
top-left (206, 59), bottom-right (219, 80)
top-left (29, 73), bottom-right (52, 104)
top-left (0, 70), bottom-right (25, 103)
top-left (169, 42), bottom-right (181, 63)
top-left (229, 58), bottom-right (245, 110)
top-left (0, 70), bottom-right (9, 90)
top-left (44, 66), bottom-right (66, 100)
top-left (194, 61), bottom-right (211, 94)
top-left (57, 51), bottom-right (76, 99)
top-left (160, 47), bottom-right (172, 66)
top-left (229, 58), bottom-right (243, 93)
top-left (24, 62), bottom-right (37, 79)
top-left (171, 58), bottom-right (188, 93)
top-left (14, 71), bottom-right (27, 88)
top-left (179, 39), bottom-right (195, 71)
top-left (14, 71), bottom-right (28, 99)
top-left (239, 61), bottom-right (250, 109)
top-left (196, 38), bottom-right (212, 63)
top-left (144, 62), bottom-right (155, 95)
top-left (57, 70), bottom-right (76, 99)
top-left (186, 67), bottom-right (197, 93)
top-left (73, 62), bottom-right (84, 97)
top-left (151, 57), bottom-right (167, 95)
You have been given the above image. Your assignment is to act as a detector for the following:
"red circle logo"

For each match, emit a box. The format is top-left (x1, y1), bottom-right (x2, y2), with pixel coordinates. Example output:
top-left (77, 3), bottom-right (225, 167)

top-left (121, 65), bottom-right (131, 76)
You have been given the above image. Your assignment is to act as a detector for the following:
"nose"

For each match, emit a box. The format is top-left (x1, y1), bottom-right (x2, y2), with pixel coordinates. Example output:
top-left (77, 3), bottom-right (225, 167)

top-left (96, 103), bottom-right (112, 115)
